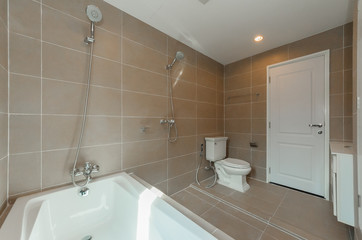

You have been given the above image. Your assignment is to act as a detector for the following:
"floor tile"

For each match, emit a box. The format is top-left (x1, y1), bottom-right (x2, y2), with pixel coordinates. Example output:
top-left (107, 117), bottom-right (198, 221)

top-left (171, 190), bottom-right (214, 216)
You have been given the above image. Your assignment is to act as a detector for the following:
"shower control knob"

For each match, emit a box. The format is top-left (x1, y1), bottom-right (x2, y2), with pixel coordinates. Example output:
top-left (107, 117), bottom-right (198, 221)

top-left (318, 130), bottom-right (323, 134)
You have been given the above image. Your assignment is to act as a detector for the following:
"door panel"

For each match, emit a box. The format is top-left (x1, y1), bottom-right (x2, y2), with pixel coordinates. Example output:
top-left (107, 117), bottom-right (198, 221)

top-left (269, 54), bottom-right (326, 197)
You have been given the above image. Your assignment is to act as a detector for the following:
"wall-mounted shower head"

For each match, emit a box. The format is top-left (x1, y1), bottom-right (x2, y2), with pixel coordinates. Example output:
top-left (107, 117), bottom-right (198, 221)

top-left (166, 51), bottom-right (185, 70)
top-left (84, 5), bottom-right (103, 45)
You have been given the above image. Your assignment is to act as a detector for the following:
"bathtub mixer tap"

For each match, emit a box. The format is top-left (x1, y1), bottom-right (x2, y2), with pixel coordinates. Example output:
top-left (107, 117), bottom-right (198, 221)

top-left (73, 162), bottom-right (100, 181)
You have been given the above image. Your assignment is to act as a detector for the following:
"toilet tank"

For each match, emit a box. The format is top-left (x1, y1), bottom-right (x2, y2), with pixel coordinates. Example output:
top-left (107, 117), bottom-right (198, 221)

top-left (205, 137), bottom-right (228, 161)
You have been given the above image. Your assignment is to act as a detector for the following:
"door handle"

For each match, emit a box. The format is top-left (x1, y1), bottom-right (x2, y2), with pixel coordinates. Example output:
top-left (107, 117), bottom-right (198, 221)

top-left (309, 123), bottom-right (323, 128)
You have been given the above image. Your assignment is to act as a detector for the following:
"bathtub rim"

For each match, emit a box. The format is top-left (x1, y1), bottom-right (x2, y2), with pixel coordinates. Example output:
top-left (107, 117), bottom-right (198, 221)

top-left (0, 171), bottom-right (232, 240)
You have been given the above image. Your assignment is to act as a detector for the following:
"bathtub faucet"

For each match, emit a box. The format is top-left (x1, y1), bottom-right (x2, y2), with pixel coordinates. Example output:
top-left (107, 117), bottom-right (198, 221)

top-left (73, 162), bottom-right (100, 181)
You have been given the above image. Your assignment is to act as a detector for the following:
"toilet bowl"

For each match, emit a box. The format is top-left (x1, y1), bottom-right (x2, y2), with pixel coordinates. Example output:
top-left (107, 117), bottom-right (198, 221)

top-left (205, 137), bottom-right (251, 193)
top-left (215, 158), bottom-right (251, 192)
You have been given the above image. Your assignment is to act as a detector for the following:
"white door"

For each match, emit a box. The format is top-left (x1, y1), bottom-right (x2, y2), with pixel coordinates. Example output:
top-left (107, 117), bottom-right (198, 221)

top-left (268, 52), bottom-right (329, 197)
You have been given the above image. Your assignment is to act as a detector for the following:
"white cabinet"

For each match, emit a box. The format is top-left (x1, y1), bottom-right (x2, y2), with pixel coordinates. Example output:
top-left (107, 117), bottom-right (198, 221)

top-left (330, 142), bottom-right (355, 226)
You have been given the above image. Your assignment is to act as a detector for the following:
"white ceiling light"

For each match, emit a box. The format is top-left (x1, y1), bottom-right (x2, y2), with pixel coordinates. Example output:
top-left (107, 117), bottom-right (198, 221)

top-left (254, 35), bottom-right (264, 42)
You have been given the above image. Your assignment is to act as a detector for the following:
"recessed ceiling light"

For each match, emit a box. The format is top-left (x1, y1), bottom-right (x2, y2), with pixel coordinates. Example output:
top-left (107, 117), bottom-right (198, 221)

top-left (254, 35), bottom-right (264, 42)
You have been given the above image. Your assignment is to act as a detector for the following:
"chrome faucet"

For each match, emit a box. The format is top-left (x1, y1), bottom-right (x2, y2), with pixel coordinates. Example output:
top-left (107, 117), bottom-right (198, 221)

top-left (73, 162), bottom-right (100, 180)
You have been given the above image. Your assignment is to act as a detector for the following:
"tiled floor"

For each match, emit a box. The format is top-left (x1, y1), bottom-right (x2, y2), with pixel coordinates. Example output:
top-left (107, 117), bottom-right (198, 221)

top-left (171, 179), bottom-right (351, 240)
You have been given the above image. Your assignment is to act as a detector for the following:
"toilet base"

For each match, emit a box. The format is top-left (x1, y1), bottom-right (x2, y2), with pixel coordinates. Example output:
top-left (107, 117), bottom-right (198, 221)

top-left (216, 172), bottom-right (250, 193)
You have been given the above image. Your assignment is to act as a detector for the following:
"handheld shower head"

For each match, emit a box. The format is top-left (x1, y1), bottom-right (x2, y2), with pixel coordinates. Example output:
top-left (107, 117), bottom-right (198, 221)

top-left (86, 5), bottom-right (103, 23)
top-left (84, 5), bottom-right (103, 44)
top-left (166, 51), bottom-right (185, 70)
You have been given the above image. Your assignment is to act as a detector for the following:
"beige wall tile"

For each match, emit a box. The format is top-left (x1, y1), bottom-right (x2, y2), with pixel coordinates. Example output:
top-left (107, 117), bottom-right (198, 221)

top-left (225, 57), bottom-right (251, 77)
top-left (344, 70), bottom-right (352, 93)
top-left (82, 116), bottom-right (121, 146)
top-left (197, 85), bottom-right (216, 103)
top-left (197, 119), bottom-right (217, 134)
top-left (251, 134), bottom-right (266, 151)
top-left (250, 166), bottom-right (266, 181)
top-left (0, 157), bottom-right (7, 205)
top-left (123, 91), bottom-right (167, 117)
top-left (88, 86), bottom-right (122, 116)
top-left (9, 152), bottom-right (41, 195)
top-left (122, 117), bottom-right (167, 142)
top-left (122, 139), bottom-right (167, 169)
top-left (330, 117), bottom-right (343, 140)
top-left (225, 73), bottom-right (251, 91)
top-left (252, 46), bottom-right (289, 71)
top-left (123, 38), bottom-right (167, 74)
top-left (216, 105), bottom-right (224, 119)
top-left (197, 103), bottom-right (216, 118)
top-left (330, 71), bottom-right (343, 94)
top-left (344, 117), bottom-right (352, 141)
top-left (175, 118), bottom-right (197, 137)
top-left (10, 115), bottom-right (40, 154)
top-left (126, 160), bottom-right (167, 185)
top-left (42, 148), bottom-right (75, 188)
top-left (252, 119), bottom-right (267, 134)
top-left (225, 103), bottom-right (251, 119)
top-left (168, 136), bottom-right (196, 158)
top-left (344, 93), bottom-right (352, 116)
top-left (252, 85), bottom-right (266, 102)
top-left (228, 147), bottom-right (251, 163)
top-left (225, 88), bottom-right (251, 105)
top-left (42, 6), bottom-right (88, 53)
top-left (252, 150), bottom-right (266, 168)
top-left (0, 67), bottom-right (8, 113)
top-left (170, 62), bottom-right (197, 83)
top-left (0, 15), bottom-right (7, 70)
top-left (217, 91), bottom-right (224, 105)
top-left (168, 153), bottom-right (196, 179)
top-left (172, 98), bottom-right (197, 118)
top-left (10, 74), bottom-right (41, 114)
top-left (167, 170), bottom-right (195, 195)
top-left (9, 33), bottom-right (41, 76)
top-left (197, 68), bottom-right (217, 89)
top-left (330, 49), bottom-right (343, 72)
top-left (173, 79), bottom-right (197, 101)
top-left (227, 133), bottom-right (251, 148)
top-left (42, 115), bottom-right (81, 150)
top-left (93, 27), bottom-right (121, 62)
top-left (0, 114), bottom-right (7, 158)
top-left (330, 94), bottom-right (343, 117)
top-left (252, 69), bottom-right (267, 87)
top-left (168, 37), bottom-right (197, 66)
top-left (42, 43), bottom-right (88, 83)
top-left (252, 102), bottom-right (266, 118)
top-left (92, 56), bottom-right (121, 89)
top-left (123, 65), bottom-right (167, 96)
top-left (9, 0), bottom-right (41, 39)
top-left (123, 13), bottom-right (167, 54)
top-left (217, 76), bottom-right (224, 92)
top-left (197, 53), bottom-right (223, 75)
top-left (344, 22), bottom-right (353, 47)
top-left (289, 26), bottom-right (343, 59)
top-left (42, 79), bottom-right (85, 115)
top-left (225, 119), bottom-right (251, 133)
top-left (344, 46), bottom-right (352, 70)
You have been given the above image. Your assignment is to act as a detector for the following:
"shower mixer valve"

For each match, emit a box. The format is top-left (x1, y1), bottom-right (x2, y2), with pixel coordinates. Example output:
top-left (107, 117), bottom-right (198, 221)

top-left (73, 162), bottom-right (100, 179)
top-left (160, 119), bottom-right (176, 126)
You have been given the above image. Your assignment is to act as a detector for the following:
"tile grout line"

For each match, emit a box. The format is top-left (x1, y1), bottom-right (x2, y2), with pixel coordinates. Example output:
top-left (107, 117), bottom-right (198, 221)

top-left (6, 0), bottom-right (10, 204)
top-left (40, 0), bottom-right (43, 191)
top-left (190, 185), bottom-right (305, 240)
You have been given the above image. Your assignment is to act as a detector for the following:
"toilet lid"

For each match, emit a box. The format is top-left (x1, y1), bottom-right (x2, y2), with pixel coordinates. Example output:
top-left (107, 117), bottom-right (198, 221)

top-left (222, 158), bottom-right (250, 169)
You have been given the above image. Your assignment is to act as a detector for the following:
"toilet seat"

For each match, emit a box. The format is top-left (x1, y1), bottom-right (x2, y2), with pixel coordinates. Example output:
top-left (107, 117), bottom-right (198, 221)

top-left (221, 158), bottom-right (250, 169)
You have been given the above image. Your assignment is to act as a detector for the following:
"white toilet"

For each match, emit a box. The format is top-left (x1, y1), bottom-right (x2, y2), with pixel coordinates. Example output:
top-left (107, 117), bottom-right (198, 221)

top-left (205, 137), bottom-right (251, 193)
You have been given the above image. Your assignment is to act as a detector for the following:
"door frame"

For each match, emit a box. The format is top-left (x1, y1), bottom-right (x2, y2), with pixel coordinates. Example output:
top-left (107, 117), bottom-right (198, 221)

top-left (266, 50), bottom-right (330, 200)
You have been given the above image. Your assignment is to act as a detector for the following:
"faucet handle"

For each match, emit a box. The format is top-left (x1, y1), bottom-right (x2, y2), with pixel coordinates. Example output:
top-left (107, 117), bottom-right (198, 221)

top-left (72, 168), bottom-right (83, 177)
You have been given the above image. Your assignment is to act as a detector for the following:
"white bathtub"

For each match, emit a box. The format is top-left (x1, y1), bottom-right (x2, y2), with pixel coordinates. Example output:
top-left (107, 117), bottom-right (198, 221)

top-left (0, 172), bottom-right (218, 240)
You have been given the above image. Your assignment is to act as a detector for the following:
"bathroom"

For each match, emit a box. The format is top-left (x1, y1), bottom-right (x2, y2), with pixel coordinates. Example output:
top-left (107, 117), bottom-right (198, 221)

top-left (0, 0), bottom-right (359, 239)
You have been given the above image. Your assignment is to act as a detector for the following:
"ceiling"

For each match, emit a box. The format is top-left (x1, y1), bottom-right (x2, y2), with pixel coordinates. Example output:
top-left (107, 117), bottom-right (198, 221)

top-left (105, 0), bottom-right (354, 65)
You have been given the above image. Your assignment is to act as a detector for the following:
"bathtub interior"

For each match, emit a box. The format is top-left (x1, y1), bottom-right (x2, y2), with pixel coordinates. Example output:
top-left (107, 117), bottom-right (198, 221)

top-left (2, 173), bottom-right (216, 240)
